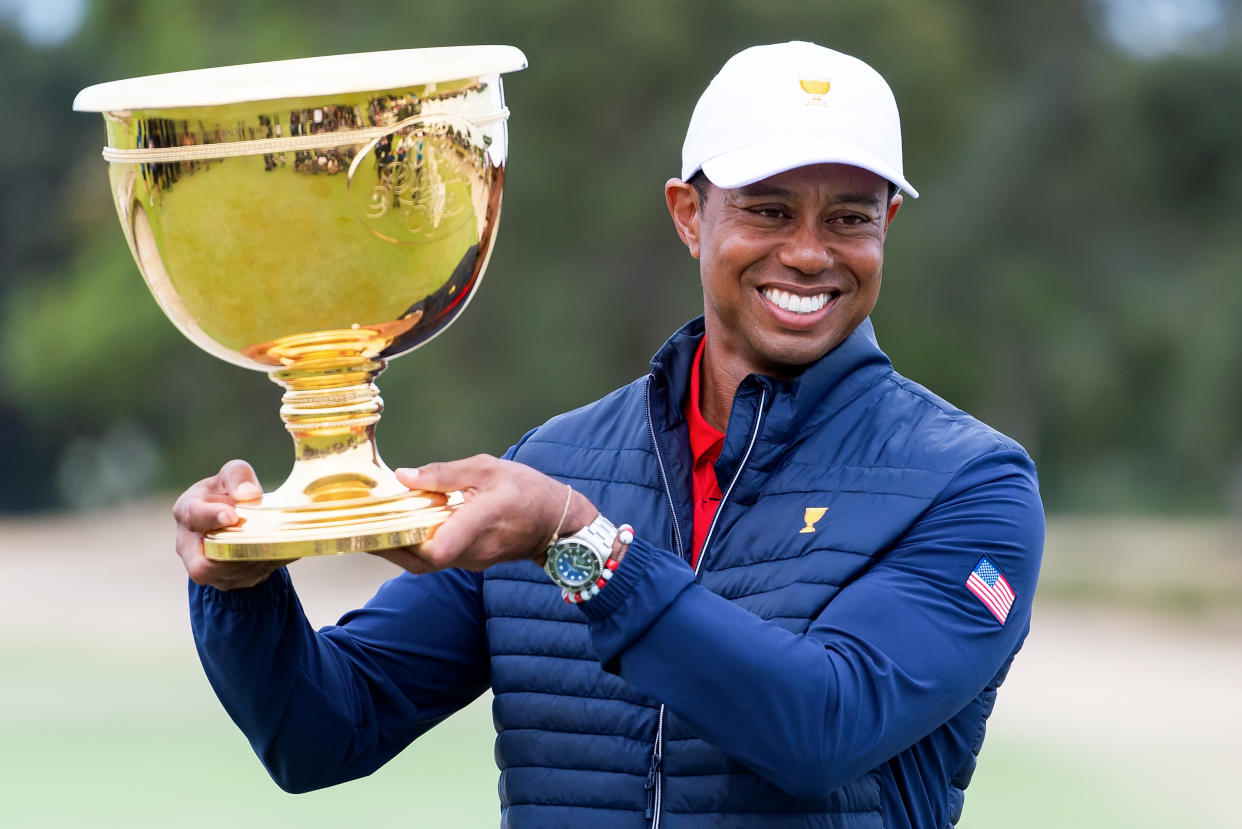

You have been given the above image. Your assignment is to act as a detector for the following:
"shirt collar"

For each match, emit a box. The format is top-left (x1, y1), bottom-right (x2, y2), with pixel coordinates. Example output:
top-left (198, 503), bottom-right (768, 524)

top-left (684, 335), bottom-right (725, 463)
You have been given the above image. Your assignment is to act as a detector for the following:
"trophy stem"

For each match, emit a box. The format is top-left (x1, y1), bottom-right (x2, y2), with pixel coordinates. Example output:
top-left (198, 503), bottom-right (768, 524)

top-left (202, 354), bottom-right (452, 561)
top-left (269, 355), bottom-right (402, 503)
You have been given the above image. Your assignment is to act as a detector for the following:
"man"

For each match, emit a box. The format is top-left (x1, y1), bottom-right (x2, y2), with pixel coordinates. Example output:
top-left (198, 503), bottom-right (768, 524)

top-left (177, 42), bottom-right (1043, 828)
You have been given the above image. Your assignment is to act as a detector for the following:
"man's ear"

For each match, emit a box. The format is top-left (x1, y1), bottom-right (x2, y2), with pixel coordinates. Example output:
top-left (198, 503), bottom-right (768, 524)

top-left (665, 178), bottom-right (702, 260)
top-left (883, 193), bottom-right (902, 237)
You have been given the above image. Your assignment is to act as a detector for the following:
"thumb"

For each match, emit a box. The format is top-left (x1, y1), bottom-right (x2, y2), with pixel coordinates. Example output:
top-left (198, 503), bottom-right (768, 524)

top-left (396, 455), bottom-right (497, 494)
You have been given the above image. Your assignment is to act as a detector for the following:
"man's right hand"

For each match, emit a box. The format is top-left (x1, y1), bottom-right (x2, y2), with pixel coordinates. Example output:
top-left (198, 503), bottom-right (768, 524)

top-left (172, 459), bottom-right (291, 590)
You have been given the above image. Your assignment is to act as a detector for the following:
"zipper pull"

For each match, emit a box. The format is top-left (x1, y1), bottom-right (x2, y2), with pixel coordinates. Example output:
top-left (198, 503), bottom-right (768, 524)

top-left (643, 747), bottom-right (663, 819)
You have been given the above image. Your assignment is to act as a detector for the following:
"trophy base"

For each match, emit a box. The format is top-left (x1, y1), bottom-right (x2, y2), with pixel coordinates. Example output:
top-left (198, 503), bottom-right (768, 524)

top-left (204, 488), bottom-right (452, 561)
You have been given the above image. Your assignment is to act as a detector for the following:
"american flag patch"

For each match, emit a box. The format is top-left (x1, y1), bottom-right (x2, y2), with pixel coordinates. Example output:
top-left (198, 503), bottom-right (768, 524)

top-left (966, 557), bottom-right (1016, 624)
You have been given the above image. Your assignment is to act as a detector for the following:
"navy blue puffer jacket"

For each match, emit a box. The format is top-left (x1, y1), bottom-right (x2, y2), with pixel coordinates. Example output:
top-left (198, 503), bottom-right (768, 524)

top-left (191, 317), bottom-right (1044, 829)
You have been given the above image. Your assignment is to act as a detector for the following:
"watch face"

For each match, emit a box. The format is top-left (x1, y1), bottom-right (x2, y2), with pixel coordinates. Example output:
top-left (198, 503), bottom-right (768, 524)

top-left (550, 541), bottom-right (598, 589)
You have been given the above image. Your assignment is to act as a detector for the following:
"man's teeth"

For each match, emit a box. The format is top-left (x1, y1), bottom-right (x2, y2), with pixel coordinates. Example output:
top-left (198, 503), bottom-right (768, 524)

top-left (762, 288), bottom-right (831, 314)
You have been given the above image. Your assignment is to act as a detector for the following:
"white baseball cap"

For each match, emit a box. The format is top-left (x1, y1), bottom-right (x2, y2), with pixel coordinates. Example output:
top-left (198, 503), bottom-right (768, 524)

top-left (681, 41), bottom-right (918, 198)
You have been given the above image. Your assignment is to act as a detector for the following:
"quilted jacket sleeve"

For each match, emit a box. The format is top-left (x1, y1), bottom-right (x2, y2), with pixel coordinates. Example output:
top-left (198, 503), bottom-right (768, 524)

top-left (190, 565), bottom-right (490, 793)
top-left (579, 447), bottom-right (1043, 800)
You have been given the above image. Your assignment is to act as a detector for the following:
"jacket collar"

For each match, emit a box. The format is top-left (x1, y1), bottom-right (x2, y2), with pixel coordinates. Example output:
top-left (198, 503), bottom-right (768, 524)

top-left (648, 316), bottom-right (893, 445)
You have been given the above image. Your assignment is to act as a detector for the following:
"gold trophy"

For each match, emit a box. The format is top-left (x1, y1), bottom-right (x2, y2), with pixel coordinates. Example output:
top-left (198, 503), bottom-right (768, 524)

top-left (74, 46), bottom-right (527, 560)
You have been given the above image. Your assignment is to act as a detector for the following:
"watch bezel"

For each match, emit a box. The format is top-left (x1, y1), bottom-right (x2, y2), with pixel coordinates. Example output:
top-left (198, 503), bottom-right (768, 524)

top-left (546, 540), bottom-right (601, 589)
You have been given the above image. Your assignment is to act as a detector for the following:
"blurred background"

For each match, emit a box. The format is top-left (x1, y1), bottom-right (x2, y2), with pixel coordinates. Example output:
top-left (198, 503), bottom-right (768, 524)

top-left (1, 0), bottom-right (1239, 826)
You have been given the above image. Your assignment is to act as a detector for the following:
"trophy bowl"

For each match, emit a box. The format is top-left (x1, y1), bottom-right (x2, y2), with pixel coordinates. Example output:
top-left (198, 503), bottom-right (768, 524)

top-left (74, 46), bottom-right (527, 560)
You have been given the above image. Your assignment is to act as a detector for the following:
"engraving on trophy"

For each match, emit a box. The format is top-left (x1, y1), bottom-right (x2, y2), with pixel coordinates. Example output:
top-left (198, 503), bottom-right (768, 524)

top-left (366, 160), bottom-right (411, 217)
top-left (353, 130), bottom-right (469, 243)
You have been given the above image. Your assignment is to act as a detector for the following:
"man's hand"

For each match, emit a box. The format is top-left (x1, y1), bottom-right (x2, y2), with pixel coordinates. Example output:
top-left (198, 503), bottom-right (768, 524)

top-left (393, 455), bottom-right (597, 573)
top-left (172, 459), bottom-right (292, 590)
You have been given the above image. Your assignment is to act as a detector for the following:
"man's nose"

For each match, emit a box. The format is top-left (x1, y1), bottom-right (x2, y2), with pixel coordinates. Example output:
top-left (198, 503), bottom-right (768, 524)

top-left (776, 221), bottom-right (833, 274)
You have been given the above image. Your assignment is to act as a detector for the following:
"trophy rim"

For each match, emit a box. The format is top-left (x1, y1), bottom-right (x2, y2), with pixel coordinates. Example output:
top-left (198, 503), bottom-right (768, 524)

top-left (73, 44), bottom-right (527, 112)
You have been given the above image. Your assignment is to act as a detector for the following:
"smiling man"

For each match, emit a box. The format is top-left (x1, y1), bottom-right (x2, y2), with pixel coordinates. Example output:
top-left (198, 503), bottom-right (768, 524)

top-left (180, 42), bottom-right (1043, 828)
top-left (671, 162), bottom-right (901, 426)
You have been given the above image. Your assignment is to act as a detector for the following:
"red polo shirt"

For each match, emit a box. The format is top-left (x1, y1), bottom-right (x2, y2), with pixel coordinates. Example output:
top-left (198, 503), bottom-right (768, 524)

top-left (685, 337), bottom-right (725, 569)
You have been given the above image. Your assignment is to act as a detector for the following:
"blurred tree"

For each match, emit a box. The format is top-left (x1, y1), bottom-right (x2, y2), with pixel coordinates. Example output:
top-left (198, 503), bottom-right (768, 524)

top-left (1, 0), bottom-right (1239, 514)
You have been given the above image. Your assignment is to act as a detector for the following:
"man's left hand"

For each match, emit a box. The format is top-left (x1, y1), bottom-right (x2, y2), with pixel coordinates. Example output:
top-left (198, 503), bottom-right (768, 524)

top-left (391, 455), bottom-right (597, 573)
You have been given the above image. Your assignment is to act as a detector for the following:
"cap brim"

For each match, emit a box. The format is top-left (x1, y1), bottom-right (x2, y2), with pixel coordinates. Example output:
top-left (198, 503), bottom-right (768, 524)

top-left (699, 137), bottom-right (918, 199)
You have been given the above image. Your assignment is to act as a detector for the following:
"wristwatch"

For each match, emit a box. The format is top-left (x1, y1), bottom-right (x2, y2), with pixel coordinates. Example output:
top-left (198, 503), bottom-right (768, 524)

top-left (544, 513), bottom-right (617, 595)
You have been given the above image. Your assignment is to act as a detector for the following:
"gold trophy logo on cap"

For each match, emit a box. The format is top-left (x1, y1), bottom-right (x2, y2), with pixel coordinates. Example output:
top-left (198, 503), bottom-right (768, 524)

top-left (798, 77), bottom-right (831, 105)
top-left (74, 46), bottom-right (527, 561)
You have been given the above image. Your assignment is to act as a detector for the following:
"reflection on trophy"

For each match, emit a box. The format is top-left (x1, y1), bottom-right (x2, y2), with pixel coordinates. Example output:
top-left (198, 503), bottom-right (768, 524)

top-left (74, 46), bottom-right (527, 560)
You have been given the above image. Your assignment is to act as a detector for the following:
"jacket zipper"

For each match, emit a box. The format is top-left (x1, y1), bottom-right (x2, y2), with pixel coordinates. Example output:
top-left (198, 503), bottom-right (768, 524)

top-left (644, 378), bottom-right (685, 559)
top-left (643, 378), bottom-right (678, 827)
top-left (644, 707), bottom-right (664, 821)
top-left (643, 379), bottom-right (767, 828)
top-left (695, 388), bottom-right (766, 578)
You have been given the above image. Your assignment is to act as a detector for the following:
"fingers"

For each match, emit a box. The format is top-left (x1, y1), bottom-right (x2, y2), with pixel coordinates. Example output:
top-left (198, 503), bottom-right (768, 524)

top-left (174, 467), bottom-right (254, 533)
top-left (178, 497), bottom-right (240, 534)
top-left (184, 551), bottom-right (286, 590)
top-left (176, 515), bottom-right (293, 589)
top-left (217, 459), bottom-right (263, 502)
top-left (172, 459), bottom-right (275, 591)
top-left (370, 547), bottom-right (435, 575)
top-left (417, 500), bottom-right (494, 567)
top-left (171, 459), bottom-right (263, 532)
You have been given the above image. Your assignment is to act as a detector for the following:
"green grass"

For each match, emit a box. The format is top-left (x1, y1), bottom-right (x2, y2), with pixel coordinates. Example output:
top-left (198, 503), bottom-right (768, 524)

top-left (0, 639), bottom-right (497, 828)
top-left (960, 738), bottom-right (1183, 828)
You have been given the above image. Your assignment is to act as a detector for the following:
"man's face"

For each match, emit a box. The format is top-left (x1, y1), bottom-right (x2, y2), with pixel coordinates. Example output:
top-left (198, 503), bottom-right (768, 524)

top-left (667, 163), bottom-right (901, 378)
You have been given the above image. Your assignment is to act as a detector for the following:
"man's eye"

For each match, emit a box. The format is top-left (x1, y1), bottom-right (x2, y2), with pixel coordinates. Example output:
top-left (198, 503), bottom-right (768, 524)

top-left (750, 207), bottom-right (787, 219)
top-left (831, 214), bottom-right (872, 226)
